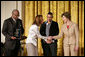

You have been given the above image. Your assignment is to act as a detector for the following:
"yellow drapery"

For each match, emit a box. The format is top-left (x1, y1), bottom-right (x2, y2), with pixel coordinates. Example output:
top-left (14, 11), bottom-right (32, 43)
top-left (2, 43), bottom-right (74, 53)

top-left (22, 1), bottom-right (84, 56)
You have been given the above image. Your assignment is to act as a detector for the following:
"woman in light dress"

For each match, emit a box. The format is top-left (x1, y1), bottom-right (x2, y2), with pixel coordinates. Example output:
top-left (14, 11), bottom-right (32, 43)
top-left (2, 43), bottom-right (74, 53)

top-left (26, 15), bottom-right (51, 56)
top-left (49, 12), bottom-right (79, 56)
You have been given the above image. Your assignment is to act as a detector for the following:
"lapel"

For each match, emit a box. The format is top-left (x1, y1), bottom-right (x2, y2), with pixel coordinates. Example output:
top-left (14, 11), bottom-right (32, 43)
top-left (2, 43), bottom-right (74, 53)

top-left (10, 17), bottom-right (16, 27)
top-left (49, 21), bottom-right (53, 34)
top-left (49, 21), bottom-right (53, 30)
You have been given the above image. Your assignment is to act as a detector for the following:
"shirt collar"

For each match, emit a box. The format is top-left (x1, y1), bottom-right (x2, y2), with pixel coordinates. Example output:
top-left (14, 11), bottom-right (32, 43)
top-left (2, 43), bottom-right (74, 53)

top-left (45, 20), bottom-right (52, 24)
top-left (12, 17), bottom-right (16, 23)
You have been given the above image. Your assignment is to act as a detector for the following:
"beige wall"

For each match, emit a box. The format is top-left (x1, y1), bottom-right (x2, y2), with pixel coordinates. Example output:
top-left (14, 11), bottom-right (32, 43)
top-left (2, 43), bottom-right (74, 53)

top-left (1, 1), bottom-right (22, 43)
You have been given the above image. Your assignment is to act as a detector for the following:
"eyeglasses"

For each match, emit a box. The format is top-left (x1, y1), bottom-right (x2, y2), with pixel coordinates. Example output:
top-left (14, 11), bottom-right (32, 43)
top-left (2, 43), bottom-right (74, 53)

top-left (13, 14), bottom-right (19, 17)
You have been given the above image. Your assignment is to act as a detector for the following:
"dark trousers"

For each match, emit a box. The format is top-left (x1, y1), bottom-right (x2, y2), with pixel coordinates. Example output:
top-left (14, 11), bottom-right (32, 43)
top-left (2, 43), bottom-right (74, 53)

top-left (1, 43), bottom-right (5, 56)
top-left (4, 45), bottom-right (20, 56)
top-left (41, 40), bottom-right (57, 56)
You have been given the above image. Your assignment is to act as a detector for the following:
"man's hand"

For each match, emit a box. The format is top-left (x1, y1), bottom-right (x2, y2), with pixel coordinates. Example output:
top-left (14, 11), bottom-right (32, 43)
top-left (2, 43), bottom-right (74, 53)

top-left (46, 40), bottom-right (52, 44)
top-left (11, 36), bottom-right (16, 40)
top-left (46, 36), bottom-right (53, 44)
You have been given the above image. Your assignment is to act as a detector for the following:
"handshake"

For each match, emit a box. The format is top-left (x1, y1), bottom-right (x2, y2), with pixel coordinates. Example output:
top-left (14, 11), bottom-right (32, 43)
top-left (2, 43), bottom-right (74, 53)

top-left (46, 36), bottom-right (56, 44)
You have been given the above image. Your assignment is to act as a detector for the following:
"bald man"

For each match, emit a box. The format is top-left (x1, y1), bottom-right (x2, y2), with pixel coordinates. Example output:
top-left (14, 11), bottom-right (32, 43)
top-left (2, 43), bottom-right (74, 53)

top-left (2, 9), bottom-right (24, 56)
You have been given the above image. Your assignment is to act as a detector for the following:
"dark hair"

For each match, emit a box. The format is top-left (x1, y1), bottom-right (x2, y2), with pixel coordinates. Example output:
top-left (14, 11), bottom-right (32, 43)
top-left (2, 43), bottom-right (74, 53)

top-left (61, 12), bottom-right (71, 20)
top-left (47, 12), bottom-right (53, 18)
top-left (33, 15), bottom-right (43, 26)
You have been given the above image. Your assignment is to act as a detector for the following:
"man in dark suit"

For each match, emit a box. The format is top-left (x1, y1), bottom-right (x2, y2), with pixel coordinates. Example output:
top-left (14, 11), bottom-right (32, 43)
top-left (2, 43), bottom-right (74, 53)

top-left (2, 9), bottom-right (24, 56)
top-left (40, 12), bottom-right (59, 56)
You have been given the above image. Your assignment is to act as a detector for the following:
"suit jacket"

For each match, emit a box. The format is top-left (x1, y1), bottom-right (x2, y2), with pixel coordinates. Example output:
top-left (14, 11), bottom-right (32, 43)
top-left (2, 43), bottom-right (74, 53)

top-left (40, 21), bottom-right (59, 43)
top-left (2, 17), bottom-right (24, 50)
top-left (55, 21), bottom-right (79, 47)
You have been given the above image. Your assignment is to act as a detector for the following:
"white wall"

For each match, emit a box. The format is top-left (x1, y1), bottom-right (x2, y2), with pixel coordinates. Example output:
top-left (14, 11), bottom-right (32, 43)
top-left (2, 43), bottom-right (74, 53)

top-left (1, 1), bottom-right (22, 43)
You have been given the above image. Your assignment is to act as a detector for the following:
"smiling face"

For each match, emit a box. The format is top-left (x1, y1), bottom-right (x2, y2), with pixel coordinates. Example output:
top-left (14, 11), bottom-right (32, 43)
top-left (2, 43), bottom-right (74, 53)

top-left (62, 15), bottom-right (68, 23)
top-left (47, 14), bottom-right (53, 22)
top-left (12, 10), bottom-right (19, 20)
top-left (61, 12), bottom-right (71, 23)
top-left (36, 16), bottom-right (43, 25)
top-left (40, 16), bottom-right (43, 24)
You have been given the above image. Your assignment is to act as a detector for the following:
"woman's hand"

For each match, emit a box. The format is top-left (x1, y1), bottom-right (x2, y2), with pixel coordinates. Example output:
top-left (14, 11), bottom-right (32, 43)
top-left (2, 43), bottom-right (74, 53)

top-left (74, 46), bottom-right (79, 51)
top-left (46, 36), bottom-right (53, 44)
top-left (47, 36), bottom-right (52, 41)
top-left (52, 36), bottom-right (57, 39)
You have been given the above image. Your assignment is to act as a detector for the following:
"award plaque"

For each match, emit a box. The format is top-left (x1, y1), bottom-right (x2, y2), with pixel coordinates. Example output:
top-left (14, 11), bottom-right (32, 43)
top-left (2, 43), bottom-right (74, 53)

top-left (14, 29), bottom-right (27, 40)
top-left (14, 29), bottom-right (21, 38)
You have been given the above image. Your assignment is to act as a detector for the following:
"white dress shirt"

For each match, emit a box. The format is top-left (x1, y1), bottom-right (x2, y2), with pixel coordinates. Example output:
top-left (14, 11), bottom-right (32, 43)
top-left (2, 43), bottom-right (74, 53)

top-left (26, 24), bottom-right (47, 46)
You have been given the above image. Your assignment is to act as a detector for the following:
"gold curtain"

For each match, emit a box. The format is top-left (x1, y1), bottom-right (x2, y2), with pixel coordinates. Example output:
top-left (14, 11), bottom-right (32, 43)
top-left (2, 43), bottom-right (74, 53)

top-left (22, 1), bottom-right (84, 56)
